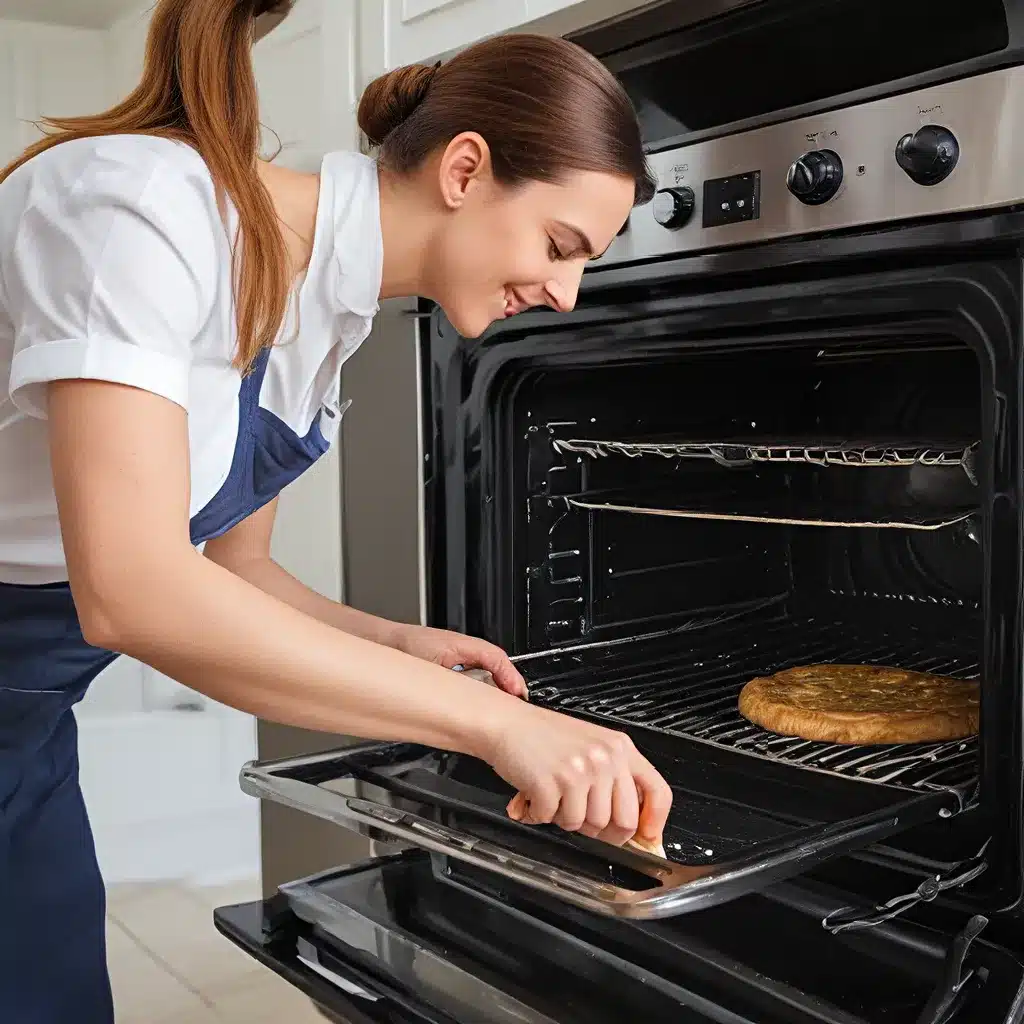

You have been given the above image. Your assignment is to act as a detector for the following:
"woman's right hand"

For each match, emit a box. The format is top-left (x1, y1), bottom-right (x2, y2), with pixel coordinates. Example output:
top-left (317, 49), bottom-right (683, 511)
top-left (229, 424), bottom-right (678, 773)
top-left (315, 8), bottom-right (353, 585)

top-left (482, 703), bottom-right (673, 848)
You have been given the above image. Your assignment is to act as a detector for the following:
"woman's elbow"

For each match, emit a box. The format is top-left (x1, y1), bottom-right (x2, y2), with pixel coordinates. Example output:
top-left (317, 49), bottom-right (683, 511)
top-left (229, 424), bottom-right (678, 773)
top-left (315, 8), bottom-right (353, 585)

top-left (70, 559), bottom-right (177, 653)
top-left (73, 584), bottom-right (134, 652)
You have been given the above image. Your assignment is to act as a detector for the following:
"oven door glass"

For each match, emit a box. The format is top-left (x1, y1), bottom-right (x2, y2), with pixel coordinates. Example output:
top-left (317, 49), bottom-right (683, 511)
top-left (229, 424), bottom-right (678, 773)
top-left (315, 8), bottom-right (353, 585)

top-left (214, 851), bottom-right (1024, 1024)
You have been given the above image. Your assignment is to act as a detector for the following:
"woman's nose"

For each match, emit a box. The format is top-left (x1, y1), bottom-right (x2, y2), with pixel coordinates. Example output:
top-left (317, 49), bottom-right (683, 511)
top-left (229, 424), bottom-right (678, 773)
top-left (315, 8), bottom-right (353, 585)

top-left (544, 267), bottom-right (583, 313)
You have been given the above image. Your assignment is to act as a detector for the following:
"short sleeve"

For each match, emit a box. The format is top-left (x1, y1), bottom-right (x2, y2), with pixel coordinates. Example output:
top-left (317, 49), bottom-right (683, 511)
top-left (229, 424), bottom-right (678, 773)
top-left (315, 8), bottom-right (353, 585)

top-left (4, 141), bottom-right (221, 419)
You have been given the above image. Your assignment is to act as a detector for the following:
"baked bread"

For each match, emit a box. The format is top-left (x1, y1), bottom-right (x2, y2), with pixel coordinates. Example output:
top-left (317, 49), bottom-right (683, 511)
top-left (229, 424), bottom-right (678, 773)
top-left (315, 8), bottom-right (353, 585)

top-left (738, 664), bottom-right (979, 745)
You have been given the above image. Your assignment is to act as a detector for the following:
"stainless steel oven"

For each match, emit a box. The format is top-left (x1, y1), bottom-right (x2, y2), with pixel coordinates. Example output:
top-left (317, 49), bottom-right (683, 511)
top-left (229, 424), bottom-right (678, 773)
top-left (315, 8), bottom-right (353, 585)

top-left (220, 2), bottom-right (1024, 1020)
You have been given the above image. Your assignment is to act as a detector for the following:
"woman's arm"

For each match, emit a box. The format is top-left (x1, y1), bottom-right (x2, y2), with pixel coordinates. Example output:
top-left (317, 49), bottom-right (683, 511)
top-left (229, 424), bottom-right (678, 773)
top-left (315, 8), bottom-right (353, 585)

top-left (204, 500), bottom-right (527, 696)
top-left (203, 498), bottom-right (407, 647)
top-left (49, 378), bottom-right (507, 753)
top-left (50, 378), bottom-right (671, 845)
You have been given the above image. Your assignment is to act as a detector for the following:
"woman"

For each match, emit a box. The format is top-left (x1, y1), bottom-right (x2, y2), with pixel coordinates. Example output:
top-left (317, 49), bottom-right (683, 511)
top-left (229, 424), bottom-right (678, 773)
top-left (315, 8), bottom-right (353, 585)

top-left (0, 0), bottom-right (672, 1018)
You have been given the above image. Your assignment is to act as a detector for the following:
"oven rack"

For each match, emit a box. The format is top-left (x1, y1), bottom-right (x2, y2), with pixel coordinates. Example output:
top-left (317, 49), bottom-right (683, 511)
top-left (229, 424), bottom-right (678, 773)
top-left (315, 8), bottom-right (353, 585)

top-left (566, 496), bottom-right (975, 531)
top-left (553, 437), bottom-right (979, 480)
top-left (527, 616), bottom-right (979, 800)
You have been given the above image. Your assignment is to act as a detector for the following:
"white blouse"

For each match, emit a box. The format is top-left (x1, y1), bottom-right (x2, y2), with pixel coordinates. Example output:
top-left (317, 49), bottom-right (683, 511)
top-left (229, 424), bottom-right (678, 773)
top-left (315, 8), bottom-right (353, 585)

top-left (0, 134), bottom-right (382, 583)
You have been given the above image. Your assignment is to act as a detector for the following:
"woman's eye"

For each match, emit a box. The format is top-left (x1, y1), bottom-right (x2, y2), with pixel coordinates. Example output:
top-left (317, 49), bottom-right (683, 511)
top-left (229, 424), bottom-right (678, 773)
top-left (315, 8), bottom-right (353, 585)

top-left (548, 238), bottom-right (564, 261)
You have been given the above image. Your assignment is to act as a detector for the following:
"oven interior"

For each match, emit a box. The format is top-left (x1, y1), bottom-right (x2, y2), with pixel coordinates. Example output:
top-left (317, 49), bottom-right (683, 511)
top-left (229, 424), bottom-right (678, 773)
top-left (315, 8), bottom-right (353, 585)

top-left (500, 327), bottom-right (988, 864)
top-left (515, 334), bottom-right (982, 647)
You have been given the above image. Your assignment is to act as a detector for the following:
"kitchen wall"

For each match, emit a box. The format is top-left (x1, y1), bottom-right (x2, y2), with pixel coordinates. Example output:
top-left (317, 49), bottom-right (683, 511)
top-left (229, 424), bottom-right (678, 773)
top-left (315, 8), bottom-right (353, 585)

top-left (0, 18), bottom-right (106, 155)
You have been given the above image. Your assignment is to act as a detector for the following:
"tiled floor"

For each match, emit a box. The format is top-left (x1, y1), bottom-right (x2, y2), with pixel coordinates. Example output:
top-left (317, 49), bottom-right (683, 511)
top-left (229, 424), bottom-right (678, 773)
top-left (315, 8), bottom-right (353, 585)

top-left (106, 879), bottom-right (326, 1024)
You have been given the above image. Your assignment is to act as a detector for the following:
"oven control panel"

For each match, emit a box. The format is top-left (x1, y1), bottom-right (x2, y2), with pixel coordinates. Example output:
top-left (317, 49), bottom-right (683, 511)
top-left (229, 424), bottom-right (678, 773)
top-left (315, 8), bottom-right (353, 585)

top-left (702, 171), bottom-right (760, 227)
top-left (595, 64), bottom-right (1020, 268)
top-left (785, 150), bottom-right (843, 205)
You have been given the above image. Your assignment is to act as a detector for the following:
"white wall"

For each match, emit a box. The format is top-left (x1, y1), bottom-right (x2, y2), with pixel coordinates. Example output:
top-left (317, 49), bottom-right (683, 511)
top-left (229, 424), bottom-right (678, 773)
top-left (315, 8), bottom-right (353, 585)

top-left (0, 19), bottom-right (108, 154)
top-left (104, 2), bottom-right (152, 105)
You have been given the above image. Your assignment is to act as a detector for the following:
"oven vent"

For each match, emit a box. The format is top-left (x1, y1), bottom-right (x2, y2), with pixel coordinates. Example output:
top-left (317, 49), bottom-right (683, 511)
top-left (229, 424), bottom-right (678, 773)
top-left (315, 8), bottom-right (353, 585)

top-left (529, 616), bottom-right (978, 802)
top-left (553, 438), bottom-right (978, 481)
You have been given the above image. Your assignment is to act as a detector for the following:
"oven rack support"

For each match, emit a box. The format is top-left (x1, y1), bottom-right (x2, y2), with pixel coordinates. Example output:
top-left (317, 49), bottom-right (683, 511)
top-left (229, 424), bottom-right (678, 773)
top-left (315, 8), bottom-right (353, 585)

top-left (821, 840), bottom-right (990, 934)
top-left (552, 438), bottom-right (979, 482)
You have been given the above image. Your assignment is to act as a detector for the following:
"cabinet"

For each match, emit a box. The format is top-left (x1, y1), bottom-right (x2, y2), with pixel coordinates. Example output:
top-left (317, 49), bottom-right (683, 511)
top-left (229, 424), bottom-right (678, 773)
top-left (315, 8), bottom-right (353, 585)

top-left (355, 0), bottom-right (655, 88)
top-left (372, 0), bottom-right (528, 75)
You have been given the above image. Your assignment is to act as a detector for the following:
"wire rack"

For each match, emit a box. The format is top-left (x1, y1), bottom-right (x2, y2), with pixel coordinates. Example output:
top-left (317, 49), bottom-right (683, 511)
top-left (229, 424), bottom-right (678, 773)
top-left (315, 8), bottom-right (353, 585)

top-left (528, 616), bottom-right (979, 800)
top-left (553, 438), bottom-right (979, 482)
top-left (565, 496), bottom-right (974, 531)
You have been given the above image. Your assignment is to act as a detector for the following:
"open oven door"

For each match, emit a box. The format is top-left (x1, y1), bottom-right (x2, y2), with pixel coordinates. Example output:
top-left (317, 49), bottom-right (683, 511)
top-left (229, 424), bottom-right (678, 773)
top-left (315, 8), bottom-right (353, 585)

top-left (214, 849), bottom-right (1024, 1024)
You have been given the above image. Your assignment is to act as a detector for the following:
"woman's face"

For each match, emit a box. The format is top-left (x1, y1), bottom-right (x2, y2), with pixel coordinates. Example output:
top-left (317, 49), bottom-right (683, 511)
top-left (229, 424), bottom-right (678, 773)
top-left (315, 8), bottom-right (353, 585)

top-left (425, 135), bottom-right (635, 338)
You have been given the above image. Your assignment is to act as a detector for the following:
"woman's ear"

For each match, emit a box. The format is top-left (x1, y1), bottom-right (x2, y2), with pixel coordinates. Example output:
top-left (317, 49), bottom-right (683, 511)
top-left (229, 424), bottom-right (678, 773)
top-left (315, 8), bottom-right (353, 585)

top-left (437, 132), bottom-right (492, 210)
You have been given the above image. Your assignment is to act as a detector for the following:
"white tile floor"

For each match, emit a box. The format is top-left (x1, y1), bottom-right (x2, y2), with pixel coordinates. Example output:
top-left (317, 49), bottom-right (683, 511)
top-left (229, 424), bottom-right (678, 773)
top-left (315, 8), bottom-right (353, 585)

top-left (106, 879), bottom-right (326, 1024)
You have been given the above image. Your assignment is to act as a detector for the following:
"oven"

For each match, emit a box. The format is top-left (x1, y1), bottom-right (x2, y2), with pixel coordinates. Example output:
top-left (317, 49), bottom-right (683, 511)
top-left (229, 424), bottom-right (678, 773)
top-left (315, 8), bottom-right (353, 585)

top-left (217, 2), bottom-right (1024, 1021)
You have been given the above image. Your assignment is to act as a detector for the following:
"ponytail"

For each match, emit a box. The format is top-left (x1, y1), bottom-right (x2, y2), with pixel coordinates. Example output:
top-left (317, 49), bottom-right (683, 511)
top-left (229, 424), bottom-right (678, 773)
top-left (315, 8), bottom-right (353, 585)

top-left (0, 0), bottom-right (290, 371)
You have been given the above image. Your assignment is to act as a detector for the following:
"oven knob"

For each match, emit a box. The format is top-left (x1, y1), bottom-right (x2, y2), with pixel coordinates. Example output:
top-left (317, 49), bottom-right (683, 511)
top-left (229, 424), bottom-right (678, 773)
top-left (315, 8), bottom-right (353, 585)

top-left (786, 149), bottom-right (843, 205)
top-left (652, 186), bottom-right (696, 229)
top-left (895, 125), bottom-right (959, 185)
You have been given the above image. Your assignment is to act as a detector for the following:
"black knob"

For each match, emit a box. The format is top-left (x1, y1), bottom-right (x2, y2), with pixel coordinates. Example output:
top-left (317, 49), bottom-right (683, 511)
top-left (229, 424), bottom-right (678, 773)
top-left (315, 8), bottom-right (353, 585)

top-left (652, 186), bottom-right (696, 229)
top-left (786, 149), bottom-right (843, 205)
top-left (895, 125), bottom-right (959, 186)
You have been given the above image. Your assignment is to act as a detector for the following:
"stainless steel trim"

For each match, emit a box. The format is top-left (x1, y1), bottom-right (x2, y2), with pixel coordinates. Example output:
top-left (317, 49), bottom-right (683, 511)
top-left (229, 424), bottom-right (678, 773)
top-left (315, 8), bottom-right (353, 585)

top-left (414, 322), bottom-right (428, 627)
top-left (596, 66), bottom-right (1024, 268)
top-left (239, 752), bottom-right (942, 920)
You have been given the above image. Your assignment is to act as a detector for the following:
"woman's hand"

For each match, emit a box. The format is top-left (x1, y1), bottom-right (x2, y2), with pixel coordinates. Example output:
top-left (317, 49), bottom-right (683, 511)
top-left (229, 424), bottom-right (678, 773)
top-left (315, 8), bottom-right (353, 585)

top-left (393, 626), bottom-right (670, 846)
top-left (393, 624), bottom-right (527, 699)
top-left (483, 703), bottom-right (673, 849)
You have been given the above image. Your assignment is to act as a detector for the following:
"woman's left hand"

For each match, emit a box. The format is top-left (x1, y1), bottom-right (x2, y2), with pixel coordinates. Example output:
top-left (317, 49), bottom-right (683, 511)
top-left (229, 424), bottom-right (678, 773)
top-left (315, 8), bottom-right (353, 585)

top-left (393, 625), bottom-right (528, 700)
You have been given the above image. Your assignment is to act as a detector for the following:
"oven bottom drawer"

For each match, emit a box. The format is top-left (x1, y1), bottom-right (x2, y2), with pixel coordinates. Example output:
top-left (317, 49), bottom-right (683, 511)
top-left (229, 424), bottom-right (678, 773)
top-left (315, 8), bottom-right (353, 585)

top-left (214, 852), bottom-right (1024, 1024)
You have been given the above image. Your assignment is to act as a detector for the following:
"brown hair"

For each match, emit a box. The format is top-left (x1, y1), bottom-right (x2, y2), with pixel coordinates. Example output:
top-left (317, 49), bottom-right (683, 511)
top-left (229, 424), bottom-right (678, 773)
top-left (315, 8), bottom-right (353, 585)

top-left (358, 35), bottom-right (655, 205)
top-left (0, 0), bottom-right (288, 371)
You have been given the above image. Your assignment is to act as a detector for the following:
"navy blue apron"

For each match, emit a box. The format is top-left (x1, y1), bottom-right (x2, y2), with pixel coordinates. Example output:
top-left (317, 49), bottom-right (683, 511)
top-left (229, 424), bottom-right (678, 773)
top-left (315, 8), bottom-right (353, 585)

top-left (0, 349), bottom-right (330, 1023)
